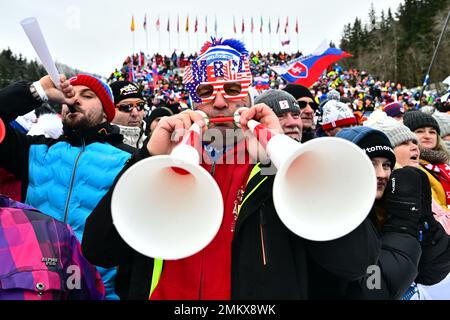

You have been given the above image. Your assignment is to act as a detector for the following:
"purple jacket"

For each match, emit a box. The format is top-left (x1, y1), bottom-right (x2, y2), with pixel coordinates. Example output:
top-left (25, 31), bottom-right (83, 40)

top-left (0, 195), bottom-right (104, 300)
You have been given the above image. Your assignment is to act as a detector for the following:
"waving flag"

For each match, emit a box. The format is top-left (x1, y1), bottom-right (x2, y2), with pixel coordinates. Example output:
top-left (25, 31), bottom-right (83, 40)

top-left (295, 17), bottom-right (299, 34)
top-left (233, 16), bottom-right (237, 34)
top-left (251, 17), bottom-right (254, 34)
top-left (205, 16), bottom-right (208, 33)
top-left (241, 17), bottom-right (245, 34)
top-left (131, 15), bottom-right (135, 32)
top-left (167, 16), bottom-right (170, 32)
top-left (284, 16), bottom-right (289, 34)
top-left (270, 42), bottom-right (353, 88)
top-left (214, 16), bottom-right (218, 35)
top-left (276, 17), bottom-right (280, 34)
top-left (195, 16), bottom-right (198, 33)
top-left (143, 14), bottom-right (147, 30)
top-left (156, 15), bottom-right (160, 31)
top-left (177, 15), bottom-right (180, 33)
top-left (260, 16), bottom-right (263, 33)
top-left (268, 18), bottom-right (271, 34)
top-left (186, 15), bottom-right (189, 32)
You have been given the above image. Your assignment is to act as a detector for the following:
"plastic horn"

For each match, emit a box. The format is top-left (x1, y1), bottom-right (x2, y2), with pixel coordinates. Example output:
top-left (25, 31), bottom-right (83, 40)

top-left (0, 118), bottom-right (5, 144)
top-left (20, 17), bottom-right (60, 88)
top-left (243, 110), bottom-right (376, 241)
top-left (111, 122), bottom-right (224, 260)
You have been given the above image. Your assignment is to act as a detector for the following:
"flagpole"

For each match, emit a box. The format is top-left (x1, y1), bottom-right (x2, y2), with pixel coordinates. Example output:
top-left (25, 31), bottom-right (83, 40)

top-left (177, 15), bottom-right (180, 52)
top-left (158, 29), bottom-right (161, 54)
top-left (416, 9), bottom-right (450, 108)
top-left (168, 15), bottom-right (171, 55)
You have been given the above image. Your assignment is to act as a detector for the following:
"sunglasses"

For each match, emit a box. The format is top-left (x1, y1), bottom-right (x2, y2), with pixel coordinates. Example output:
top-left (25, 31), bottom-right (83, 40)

top-left (116, 101), bottom-right (146, 112)
top-left (195, 81), bottom-right (250, 103)
top-left (297, 100), bottom-right (318, 110)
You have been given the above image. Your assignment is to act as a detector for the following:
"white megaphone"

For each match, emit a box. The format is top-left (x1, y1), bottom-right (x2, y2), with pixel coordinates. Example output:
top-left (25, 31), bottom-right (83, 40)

top-left (246, 119), bottom-right (377, 241)
top-left (111, 123), bottom-right (223, 260)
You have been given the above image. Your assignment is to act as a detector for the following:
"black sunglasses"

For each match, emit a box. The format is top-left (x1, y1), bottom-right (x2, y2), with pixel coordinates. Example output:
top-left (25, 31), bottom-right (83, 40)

top-left (116, 101), bottom-right (146, 112)
top-left (298, 101), bottom-right (318, 110)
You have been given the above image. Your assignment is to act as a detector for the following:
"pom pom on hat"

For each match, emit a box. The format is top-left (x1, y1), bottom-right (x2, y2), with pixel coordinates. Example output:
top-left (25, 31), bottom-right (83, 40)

top-left (363, 110), bottom-right (417, 148)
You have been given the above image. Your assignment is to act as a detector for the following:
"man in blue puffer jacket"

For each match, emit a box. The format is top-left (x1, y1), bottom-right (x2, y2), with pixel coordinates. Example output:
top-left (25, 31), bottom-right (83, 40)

top-left (0, 74), bottom-right (135, 299)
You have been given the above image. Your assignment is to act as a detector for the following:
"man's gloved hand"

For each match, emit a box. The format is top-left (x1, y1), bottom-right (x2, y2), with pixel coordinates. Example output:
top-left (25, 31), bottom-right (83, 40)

top-left (383, 166), bottom-right (431, 239)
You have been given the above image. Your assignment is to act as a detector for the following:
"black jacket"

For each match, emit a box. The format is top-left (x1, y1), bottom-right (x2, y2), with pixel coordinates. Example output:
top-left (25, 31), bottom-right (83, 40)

top-left (83, 147), bottom-right (394, 300)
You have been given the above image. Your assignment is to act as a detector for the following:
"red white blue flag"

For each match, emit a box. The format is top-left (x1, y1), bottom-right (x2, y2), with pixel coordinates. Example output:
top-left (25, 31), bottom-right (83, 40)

top-left (270, 42), bottom-right (352, 87)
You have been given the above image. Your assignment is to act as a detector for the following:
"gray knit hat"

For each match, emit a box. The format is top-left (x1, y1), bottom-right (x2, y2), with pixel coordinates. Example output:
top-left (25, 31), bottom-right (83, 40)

top-left (432, 111), bottom-right (450, 138)
top-left (363, 110), bottom-right (417, 148)
top-left (254, 89), bottom-right (300, 116)
top-left (403, 110), bottom-right (440, 135)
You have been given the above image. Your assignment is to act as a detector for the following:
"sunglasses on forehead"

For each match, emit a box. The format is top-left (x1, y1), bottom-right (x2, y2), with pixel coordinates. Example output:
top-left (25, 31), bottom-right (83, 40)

top-left (297, 100), bottom-right (318, 110)
top-left (195, 81), bottom-right (250, 102)
top-left (116, 101), bottom-right (146, 112)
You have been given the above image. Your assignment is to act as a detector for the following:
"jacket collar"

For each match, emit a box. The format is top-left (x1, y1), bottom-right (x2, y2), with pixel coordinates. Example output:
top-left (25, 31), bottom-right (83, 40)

top-left (234, 163), bottom-right (274, 235)
top-left (62, 122), bottom-right (124, 146)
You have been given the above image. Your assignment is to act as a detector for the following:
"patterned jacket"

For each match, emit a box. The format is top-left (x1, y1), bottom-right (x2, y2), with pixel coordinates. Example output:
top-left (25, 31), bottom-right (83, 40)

top-left (0, 195), bottom-right (105, 300)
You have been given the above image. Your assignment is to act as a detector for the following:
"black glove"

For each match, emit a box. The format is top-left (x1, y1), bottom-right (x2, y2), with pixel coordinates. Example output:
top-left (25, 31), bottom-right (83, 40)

top-left (383, 166), bottom-right (431, 239)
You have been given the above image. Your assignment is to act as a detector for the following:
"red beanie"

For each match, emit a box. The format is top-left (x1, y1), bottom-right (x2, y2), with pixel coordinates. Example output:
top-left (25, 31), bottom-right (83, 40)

top-left (69, 74), bottom-right (115, 122)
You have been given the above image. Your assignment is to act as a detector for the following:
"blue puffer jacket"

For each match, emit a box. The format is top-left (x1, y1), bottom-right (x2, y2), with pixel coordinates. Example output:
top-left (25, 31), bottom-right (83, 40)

top-left (26, 137), bottom-right (131, 300)
top-left (0, 81), bottom-right (135, 300)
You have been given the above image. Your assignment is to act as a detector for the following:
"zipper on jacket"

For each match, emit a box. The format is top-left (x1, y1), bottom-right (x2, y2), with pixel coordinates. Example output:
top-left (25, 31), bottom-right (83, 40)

top-left (63, 140), bottom-right (85, 223)
top-left (210, 160), bottom-right (216, 176)
top-left (259, 207), bottom-right (269, 266)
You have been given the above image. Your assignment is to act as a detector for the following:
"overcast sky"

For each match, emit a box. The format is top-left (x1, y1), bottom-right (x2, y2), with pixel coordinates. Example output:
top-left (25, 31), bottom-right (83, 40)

top-left (0, 0), bottom-right (404, 77)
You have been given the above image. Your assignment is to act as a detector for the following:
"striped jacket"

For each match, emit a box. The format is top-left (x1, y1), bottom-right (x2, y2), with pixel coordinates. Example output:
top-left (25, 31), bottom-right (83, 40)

top-left (0, 195), bottom-right (105, 300)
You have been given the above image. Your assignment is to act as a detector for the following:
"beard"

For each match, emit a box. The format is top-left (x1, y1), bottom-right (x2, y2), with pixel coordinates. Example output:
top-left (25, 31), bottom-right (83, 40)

top-left (63, 112), bottom-right (102, 131)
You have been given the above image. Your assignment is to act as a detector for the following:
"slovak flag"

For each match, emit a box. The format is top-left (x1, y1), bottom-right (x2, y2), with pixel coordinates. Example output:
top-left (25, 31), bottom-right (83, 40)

top-left (270, 41), bottom-right (352, 88)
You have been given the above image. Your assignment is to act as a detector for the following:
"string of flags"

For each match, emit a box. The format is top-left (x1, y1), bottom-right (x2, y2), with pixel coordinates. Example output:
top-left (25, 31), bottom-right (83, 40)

top-left (132, 14), bottom-right (300, 35)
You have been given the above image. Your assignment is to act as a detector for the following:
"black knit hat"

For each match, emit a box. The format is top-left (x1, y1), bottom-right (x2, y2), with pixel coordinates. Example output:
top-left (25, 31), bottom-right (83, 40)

top-left (358, 131), bottom-right (396, 169)
top-left (147, 106), bottom-right (178, 126)
top-left (283, 84), bottom-right (315, 101)
top-left (110, 81), bottom-right (144, 104)
top-left (254, 89), bottom-right (300, 116)
top-left (403, 110), bottom-right (440, 135)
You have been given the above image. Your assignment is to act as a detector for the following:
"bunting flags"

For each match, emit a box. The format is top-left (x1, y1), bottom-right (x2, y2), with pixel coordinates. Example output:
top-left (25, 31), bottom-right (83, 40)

top-left (270, 43), bottom-right (353, 87)
top-left (130, 15), bottom-right (135, 32)
top-left (128, 15), bottom-right (304, 41)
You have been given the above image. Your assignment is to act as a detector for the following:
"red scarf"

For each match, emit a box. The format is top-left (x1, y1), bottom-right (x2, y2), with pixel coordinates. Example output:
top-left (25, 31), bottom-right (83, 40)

top-left (424, 163), bottom-right (450, 208)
